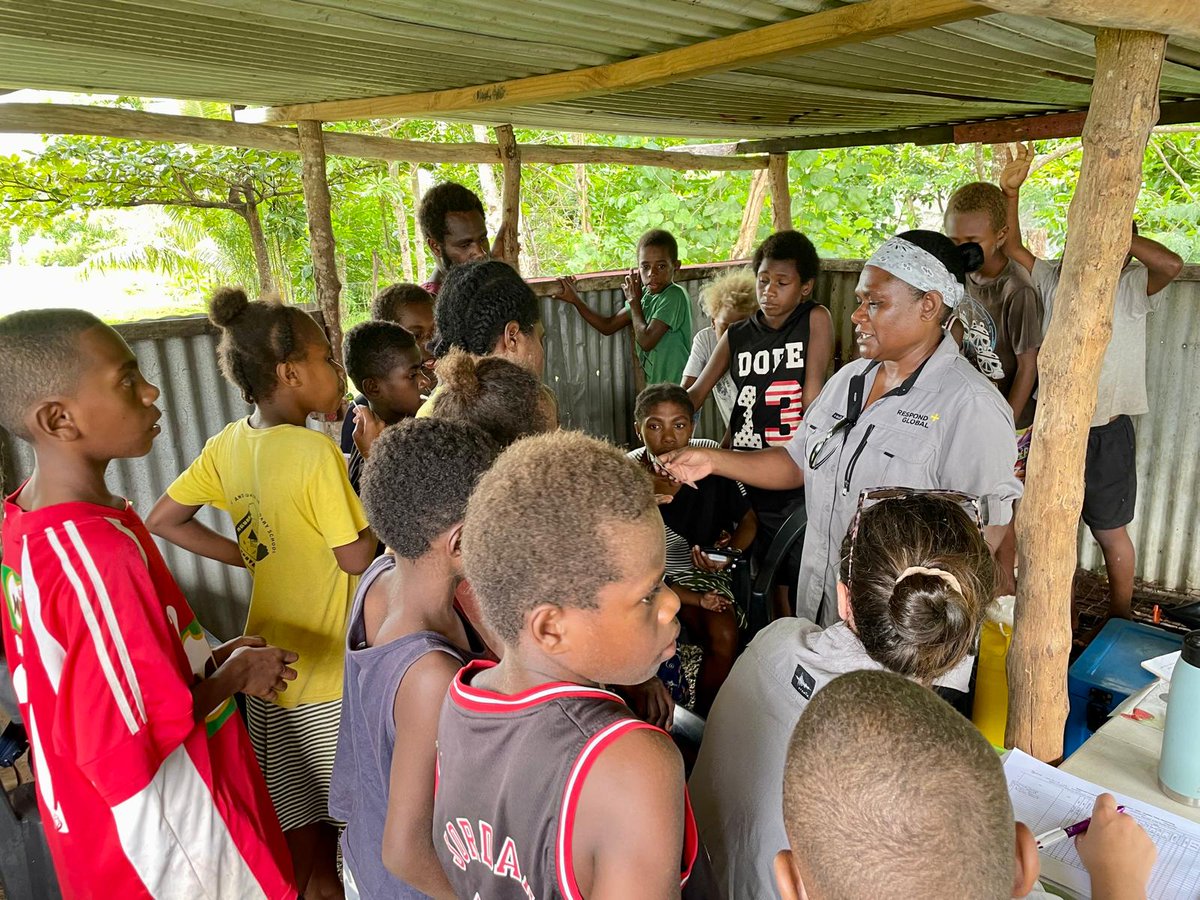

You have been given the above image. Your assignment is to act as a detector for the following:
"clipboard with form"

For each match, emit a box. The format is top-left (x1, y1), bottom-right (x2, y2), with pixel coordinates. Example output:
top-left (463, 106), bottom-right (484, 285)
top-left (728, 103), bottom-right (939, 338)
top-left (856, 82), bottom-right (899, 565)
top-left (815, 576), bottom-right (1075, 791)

top-left (1004, 749), bottom-right (1200, 900)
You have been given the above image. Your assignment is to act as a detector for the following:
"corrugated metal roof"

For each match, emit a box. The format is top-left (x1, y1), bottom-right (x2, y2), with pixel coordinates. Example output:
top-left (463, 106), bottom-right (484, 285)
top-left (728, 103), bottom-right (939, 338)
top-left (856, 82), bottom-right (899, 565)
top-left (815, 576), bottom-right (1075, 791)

top-left (0, 2), bottom-right (1197, 138)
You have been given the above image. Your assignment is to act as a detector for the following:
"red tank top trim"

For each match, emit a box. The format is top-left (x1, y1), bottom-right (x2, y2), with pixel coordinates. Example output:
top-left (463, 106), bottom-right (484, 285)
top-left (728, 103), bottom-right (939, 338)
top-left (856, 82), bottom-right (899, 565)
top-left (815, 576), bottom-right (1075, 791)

top-left (449, 660), bottom-right (626, 714)
top-left (555, 719), bottom-right (702, 898)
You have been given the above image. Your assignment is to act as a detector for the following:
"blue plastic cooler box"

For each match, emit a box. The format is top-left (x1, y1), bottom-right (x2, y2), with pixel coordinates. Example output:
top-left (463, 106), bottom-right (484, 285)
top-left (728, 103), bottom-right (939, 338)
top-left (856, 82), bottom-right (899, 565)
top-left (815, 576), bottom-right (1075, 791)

top-left (1065, 618), bottom-right (1182, 757)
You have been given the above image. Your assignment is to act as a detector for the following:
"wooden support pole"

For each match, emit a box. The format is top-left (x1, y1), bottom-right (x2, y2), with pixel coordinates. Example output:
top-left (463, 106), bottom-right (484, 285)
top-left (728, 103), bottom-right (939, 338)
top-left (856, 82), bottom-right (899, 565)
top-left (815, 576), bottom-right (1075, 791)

top-left (768, 153), bottom-right (792, 232)
top-left (494, 125), bottom-right (522, 272)
top-left (733, 168), bottom-right (770, 259)
top-left (296, 120), bottom-right (344, 362)
top-left (1005, 28), bottom-right (1166, 761)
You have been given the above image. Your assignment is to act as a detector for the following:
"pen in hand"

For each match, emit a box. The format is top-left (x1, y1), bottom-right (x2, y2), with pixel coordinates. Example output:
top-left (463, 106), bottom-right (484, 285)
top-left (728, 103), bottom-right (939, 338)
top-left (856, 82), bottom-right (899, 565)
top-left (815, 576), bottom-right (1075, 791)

top-left (1036, 806), bottom-right (1127, 850)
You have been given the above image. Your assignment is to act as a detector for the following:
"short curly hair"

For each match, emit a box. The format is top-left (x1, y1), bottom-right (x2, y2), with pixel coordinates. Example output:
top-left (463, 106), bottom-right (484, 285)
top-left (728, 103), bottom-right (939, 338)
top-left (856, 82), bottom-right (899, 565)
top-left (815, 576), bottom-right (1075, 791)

top-left (343, 320), bottom-right (417, 388)
top-left (946, 182), bottom-right (1008, 233)
top-left (361, 418), bottom-right (498, 559)
top-left (208, 287), bottom-right (314, 405)
top-left (432, 259), bottom-right (540, 357)
top-left (752, 231), bottom-right (821, 282)
top-left (370, 283), bottom-right (434, 323)
top-left (462, 430), bottom-right (658, 645)
top-left (418, 182), bottom-right (486, 245)
top-left (637, 229), bottom-right (680, 261)
top-left (700, 268), bottom-right (757, 320)
top-left (430, 349), bottom-right (555, 448)
top-left (0, 309), bottom-right (105, 440)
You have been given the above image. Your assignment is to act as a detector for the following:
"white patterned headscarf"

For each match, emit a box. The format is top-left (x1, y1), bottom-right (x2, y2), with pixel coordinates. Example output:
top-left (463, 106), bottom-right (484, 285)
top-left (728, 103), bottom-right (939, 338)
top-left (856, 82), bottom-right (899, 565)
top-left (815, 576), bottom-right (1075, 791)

top-left (864, 237), bottom-right (965, 309)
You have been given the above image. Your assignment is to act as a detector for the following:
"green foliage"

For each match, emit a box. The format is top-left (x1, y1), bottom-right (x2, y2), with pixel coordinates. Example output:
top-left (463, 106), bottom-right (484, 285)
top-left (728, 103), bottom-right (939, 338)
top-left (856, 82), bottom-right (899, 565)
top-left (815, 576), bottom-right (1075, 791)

top-left (3, 109), bottom-right (1195, 324)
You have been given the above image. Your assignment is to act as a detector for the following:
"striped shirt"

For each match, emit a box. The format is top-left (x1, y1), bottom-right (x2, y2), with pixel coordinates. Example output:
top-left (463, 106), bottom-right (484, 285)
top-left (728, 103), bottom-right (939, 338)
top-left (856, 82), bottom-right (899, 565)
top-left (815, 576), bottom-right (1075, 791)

top-left (0, 489), bottom-right (296, 899)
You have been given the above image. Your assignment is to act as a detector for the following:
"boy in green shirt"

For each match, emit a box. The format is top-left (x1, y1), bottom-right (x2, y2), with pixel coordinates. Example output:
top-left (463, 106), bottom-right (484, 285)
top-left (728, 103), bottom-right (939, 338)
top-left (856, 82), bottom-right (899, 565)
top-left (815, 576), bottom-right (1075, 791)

top-left (553, 229), bottom-right (693, 384)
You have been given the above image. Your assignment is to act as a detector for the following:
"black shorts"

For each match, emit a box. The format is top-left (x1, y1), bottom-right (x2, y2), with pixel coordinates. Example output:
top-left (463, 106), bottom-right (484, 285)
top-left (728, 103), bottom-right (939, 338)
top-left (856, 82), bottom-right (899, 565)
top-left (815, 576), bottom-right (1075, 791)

top-left (1082, 415), bottom-right (1137, 531)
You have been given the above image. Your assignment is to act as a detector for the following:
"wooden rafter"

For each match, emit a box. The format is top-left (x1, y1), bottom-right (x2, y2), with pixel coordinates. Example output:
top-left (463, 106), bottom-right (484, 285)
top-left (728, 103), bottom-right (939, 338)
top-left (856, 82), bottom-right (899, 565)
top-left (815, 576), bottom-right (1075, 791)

top-left (260, 0), bottom-right (990, 124)
top-left (729, 99), bottom-right (1200, 154)
top-left (0, 103), bottom-right (767, 171)
top-left (979, 1), bottom-right (1200, 40)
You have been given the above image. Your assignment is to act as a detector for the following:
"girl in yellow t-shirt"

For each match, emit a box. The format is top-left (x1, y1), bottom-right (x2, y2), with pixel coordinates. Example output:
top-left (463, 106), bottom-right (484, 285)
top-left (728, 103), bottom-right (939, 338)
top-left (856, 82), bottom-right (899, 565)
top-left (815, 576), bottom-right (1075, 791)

top-left (148, 287), bottom-right (375, 900)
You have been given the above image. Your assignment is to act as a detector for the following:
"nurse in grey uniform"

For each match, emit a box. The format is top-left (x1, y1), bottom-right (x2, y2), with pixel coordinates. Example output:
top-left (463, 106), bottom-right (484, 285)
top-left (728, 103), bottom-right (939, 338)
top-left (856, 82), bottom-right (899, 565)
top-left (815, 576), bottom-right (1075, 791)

top-left (661, 230), bottom-right (1023, 625)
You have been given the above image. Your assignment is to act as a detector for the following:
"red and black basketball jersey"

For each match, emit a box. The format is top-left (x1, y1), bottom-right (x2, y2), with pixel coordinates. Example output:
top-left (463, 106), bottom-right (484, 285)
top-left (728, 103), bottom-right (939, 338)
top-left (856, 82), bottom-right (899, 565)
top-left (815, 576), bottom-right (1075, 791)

top-left (726, 302), bottom-right (816, 451)
top-left (433, 660), bottom-right (717, 899)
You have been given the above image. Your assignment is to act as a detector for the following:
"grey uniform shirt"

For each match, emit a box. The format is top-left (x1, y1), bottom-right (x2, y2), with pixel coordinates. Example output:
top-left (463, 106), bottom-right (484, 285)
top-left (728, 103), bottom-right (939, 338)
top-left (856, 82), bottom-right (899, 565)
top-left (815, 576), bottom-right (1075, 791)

top-left (785, 333), bottom-right (1022, 624)
top-left (689, 618), bottom-right (974, 900)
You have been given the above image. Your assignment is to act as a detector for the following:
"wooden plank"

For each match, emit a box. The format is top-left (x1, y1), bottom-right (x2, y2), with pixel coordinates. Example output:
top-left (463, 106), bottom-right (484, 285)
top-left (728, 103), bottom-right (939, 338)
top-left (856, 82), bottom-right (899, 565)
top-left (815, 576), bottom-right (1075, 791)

top-left (768, 153), bottom-right (792, 231)
top-left (0, 103), bottom-right (768, 171)
top-left (954, 112), bottom-right (1089, 144)
top-left (1005, 28), bottom-right (1167, 762)
top-left (297, 121), bottom-right (344, 363)
top-left (495, 124), bottom-right (522, 272)
top-left (733, 99), bottom-right (1200, 154)
top-left (978, 1), bottom-right (1200, 40)
top-left (260, 0), bottom-right (989, 123)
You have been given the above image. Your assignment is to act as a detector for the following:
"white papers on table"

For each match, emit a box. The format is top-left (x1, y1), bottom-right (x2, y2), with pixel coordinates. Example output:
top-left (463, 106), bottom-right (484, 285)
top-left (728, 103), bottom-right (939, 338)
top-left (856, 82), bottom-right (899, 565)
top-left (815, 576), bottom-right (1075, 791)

top-left (1004, 749), bottom-right (1200, 900)
top-left (1142, 651), bottom-right (1180, 683)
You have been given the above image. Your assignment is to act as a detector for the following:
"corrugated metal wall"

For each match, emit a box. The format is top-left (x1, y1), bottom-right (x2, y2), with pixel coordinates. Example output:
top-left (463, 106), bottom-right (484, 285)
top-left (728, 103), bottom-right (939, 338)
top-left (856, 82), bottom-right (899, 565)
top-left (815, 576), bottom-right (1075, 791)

top-left (2, 265), bottom-right (1196, 643)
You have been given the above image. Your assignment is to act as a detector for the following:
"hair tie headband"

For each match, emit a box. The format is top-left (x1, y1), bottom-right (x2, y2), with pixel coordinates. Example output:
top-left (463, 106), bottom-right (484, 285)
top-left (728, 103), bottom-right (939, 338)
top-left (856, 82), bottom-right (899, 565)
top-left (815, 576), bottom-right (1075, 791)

top-left (898, 565), bottom-right (963, 596)
top-left (865, 237), bottom-right (965, 309)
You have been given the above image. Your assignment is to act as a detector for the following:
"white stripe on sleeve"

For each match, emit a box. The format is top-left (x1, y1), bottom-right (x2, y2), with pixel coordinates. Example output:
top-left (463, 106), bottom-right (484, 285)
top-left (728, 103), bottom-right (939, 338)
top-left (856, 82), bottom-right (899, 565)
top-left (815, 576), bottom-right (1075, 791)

top-left (20, 538), bottom-right (66, 691)
top-left (43, 525), bottom-right (141, 735)
top-left (65, 519), bottom-right (148, 723)
top-left (111, 743), bottom-right (268, 900)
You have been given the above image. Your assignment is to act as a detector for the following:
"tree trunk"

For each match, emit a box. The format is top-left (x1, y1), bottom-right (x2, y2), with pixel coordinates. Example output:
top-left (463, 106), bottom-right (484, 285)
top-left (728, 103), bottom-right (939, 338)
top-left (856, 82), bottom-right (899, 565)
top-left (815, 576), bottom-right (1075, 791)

top-left (239, 192), bottom-right (275, 296)
top-left (297, 119), bottom-right (344, 361)
top-left (734, 168), bottom-right (770, 258)
top-left (387, 161), bottom-right (415, 282)
top-left (1005, 28), bottom-right (1166, 761)
top-left (570, 133), bottom-right (593, 234)
top-left (494, 124), bottom-right (522, 272)
top-left (411, 166), bottom-right (428, 283)
top-left (768, 153), bottom-right (791, 231)
top-left (473, 123), bottom-right (503, 230)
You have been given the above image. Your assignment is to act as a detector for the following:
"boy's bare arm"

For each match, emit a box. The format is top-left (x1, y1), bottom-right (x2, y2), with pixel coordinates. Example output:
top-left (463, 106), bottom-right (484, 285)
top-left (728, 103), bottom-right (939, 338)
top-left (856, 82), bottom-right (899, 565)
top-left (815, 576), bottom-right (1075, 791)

top-left (382, 652), bottom-right (460, 899)
top-left (1008, 348), bottom-right (1039, 424)
top-left (803, 305), bottom-right (835, 410)
top-left (572, 728), bottom-right (685, 900)
top-left (686, 333), bottom-right (732, 408)
top-left (630, 303), bottom-right (670, 351)
top-left (1130, 234), bottom-right (1184, 296)
top-left (145, 494), bottom-right (245, 568)
top-left (1000, 142), bottom-right (1037, 274)
top-left (550, 276), bottom-right (633, 335)
top-left (333, 527), bottom-right (378, 576)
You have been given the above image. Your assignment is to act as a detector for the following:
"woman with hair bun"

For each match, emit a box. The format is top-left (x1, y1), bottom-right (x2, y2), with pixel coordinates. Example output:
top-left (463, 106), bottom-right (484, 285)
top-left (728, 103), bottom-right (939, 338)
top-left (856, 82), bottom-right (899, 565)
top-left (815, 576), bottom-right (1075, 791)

top-left (427, 348), bottom-right (557, 448)
top-left (662, 230), bottom-right (1022, 627)
top-left (690, 490), bottom-right (994, 900)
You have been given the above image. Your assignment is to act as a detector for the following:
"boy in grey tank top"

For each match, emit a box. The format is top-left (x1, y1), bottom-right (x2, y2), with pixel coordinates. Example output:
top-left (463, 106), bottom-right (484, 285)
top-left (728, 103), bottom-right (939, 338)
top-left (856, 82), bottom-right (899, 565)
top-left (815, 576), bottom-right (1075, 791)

top-left (330, 419), bottom-right (498, 899)
top-left (434, 431), bottom-right (721, 898)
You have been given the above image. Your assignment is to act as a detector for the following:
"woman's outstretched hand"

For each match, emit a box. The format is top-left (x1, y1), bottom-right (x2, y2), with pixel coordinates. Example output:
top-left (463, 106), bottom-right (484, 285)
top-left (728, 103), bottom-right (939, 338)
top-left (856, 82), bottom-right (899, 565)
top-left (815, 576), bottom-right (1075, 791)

top-left (658, 446), bottom-right (714, 488)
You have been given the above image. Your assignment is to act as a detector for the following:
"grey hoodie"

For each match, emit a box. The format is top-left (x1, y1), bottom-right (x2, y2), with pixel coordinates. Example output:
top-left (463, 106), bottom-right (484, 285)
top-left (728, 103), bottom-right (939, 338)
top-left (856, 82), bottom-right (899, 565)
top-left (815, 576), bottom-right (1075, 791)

top-left (688, 619), bottom-right (973, 900)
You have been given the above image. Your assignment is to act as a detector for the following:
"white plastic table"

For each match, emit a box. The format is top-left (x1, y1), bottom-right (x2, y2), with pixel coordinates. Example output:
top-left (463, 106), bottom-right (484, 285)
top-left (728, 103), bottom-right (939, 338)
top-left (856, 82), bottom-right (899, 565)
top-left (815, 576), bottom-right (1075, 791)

top-left (1060, 703), bottom-right (1200, 824)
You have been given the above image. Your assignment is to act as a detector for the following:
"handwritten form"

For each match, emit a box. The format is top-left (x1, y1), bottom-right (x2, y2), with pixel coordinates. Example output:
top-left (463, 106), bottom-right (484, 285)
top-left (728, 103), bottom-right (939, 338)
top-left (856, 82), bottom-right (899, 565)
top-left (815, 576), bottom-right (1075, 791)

top-left (1004, 750), bottom-right (1200, 900)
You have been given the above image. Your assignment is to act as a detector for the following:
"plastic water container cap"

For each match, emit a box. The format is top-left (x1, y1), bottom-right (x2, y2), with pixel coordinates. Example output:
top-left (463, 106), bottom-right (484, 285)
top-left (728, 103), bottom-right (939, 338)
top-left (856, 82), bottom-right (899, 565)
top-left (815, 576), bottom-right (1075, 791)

top-left (1183, 630), bottom-right (1200, 668)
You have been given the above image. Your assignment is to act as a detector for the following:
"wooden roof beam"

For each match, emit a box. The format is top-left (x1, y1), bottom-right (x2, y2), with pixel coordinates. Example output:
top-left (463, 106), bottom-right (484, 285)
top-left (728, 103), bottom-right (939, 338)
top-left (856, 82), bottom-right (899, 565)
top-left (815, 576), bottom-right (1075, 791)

top-left (258, 0), bottom-right (990, 124)
top-left (978, 1), bottom-right (1200, 40)
top-left (732, 99), bottom-right (1200, 153)
top-left (0, 103), bottom-right (768, 171)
